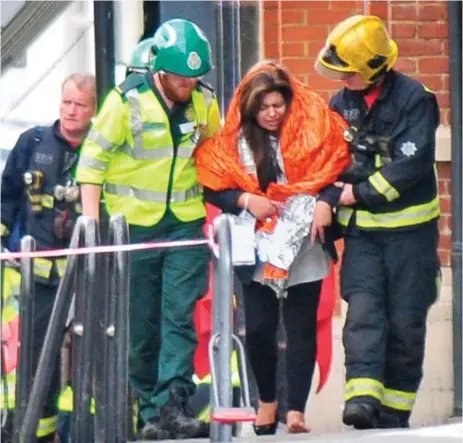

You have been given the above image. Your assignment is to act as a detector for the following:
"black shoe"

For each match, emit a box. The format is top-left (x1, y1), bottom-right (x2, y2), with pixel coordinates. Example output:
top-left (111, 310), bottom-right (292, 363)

top-left (343, 403), bottom-right (378, 430)
top-left (141, 418), bottom-right (172, 441)
top-left (253, 419), bottom-right (278, 436)
top-left (252, 411), bottom-right (279, 436)
top-left (378, 410), bottom-right (410, 429)
top-left (160, 387), bottom-right (209, 439)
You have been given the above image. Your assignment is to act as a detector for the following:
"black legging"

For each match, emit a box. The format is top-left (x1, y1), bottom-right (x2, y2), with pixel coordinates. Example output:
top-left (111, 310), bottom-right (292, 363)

top-left (243, 280), bottom-right (321, 413)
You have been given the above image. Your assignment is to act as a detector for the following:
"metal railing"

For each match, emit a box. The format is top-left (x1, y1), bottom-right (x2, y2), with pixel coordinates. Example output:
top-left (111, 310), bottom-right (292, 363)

top-left (209, 214), bottom-right (256, 443)
top-left (17, 216), bottom-right (99, 442)
top-left (4, 213), bottom-right (252, 442)
top-left (12, 215), bottom-right (130, 443)
top-left (93, 215), bottom-right (130, 443)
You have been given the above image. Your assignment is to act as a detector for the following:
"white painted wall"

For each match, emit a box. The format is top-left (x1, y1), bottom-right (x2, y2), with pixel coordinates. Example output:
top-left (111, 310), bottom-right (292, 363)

top-left (0, 0), bottom-right (144, 170)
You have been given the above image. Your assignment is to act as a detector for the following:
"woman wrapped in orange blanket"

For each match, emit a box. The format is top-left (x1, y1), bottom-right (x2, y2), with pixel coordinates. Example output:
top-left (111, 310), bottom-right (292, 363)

top-left (195, 61), bottom-right (349, 434)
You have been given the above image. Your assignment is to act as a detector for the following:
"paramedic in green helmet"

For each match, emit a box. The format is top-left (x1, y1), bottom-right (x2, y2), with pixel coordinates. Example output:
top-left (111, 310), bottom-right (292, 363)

top-left (76, 18), bottom-right (221, 440)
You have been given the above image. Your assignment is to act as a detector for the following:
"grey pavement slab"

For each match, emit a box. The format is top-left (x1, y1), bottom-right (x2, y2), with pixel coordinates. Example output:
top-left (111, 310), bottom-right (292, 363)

top-left (141, 422), bottom-right (463, 443)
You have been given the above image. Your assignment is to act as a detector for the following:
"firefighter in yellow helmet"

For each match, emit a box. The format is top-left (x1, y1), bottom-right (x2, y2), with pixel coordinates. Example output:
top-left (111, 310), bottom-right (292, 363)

top-left (76, 19), bottom-right (221, 440)
top-left (315, 16), bottom-right (441, 430)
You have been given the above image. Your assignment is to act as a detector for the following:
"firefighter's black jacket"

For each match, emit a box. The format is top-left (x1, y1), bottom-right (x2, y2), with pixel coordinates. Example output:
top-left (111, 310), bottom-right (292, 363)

top-left (329, 70), bottom-right (440, 231)
top-left (1, 120), bottom-right (81, 251)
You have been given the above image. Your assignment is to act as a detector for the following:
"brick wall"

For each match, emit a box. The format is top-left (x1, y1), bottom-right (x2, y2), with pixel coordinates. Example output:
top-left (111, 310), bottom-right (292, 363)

top-left (262, 0), bottom-right (452, 267)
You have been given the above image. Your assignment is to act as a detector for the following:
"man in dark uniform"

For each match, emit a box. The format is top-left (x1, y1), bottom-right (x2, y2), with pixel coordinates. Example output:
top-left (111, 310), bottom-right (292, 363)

top-left (1, 73), bottom-right (96, 442)
top-left (315, 15), bottom-right (441, 430)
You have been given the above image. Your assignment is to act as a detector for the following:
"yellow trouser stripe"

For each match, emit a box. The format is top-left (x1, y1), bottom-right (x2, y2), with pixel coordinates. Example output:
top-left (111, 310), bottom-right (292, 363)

top-left (33, 258), bottom-right (67, 279)
top-left (36, 415), bottom-right (58, 437)
top-left (345, 378), bottom-right (384, 402)
top-left (197, 405), bottom-right (211, 423)
top-left (382, 388), bottom-right (416, 411)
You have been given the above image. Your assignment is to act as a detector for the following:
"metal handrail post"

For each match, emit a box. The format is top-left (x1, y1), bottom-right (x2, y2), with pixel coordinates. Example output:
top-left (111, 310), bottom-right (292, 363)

top-left (19, 218), bottom-right (83, 442)
top-left (103, 220), bottom-right (117, 443)
top-left (111, 215), bottom-right (130, 443)
top-left (94, 245), bottom-right (110, 442)
top-left (13, 236), bottom-right (36, 442)
top-left (210, 215), bottom-right (234, 443)
top-left (71, 217), bottom-right (98, 442)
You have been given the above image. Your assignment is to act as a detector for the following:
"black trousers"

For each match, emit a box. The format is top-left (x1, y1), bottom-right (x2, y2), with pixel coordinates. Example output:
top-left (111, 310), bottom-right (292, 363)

top-left (242, 280), bottom-right (321, 413)
top-left (341, 220), bottom-right (440, 419)
top-left (32, 282), bottom-right (61, 441)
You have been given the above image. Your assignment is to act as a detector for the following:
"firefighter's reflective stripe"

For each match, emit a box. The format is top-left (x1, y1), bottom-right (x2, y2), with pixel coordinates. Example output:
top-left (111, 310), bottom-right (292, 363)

top-left (34, 258), bottom-right (53, 279)
top-left (193, 371), bottom-right (241, 387)
top-left (33, 258), bottom-right (67, 279)
top-left (41, 194), bottom-right (54, 209)
top-left (336, 195), bottom-right (440, 229)
top-left (193, 351), bottom-right (241, 386)
top-left (345, 378), bottom-right (384, 402)
top-left (55, 259), bottom-right (67, 277)
top-left (336, 206), bottom-right (354, 227)
top-left (197, 404), bottom-right (210, 423)
top-left (355, 195), bottom-right (440, 228)
top-left (368, 171), bottom-right (400, 202)
top-left (374, 154), bottom-right (383, 168)
top-left (36, 415), bottom-right (59, 437)
top-left (192, 352), bottom-right (241, 423)
top-left (1, 373), bottom-right (57, 437)
top-left (58, 385), bottom-right (96, 414)
top-left (382, 388), bottom-right (416, 411)
top-left (1, 223), bottom-right (9, 236)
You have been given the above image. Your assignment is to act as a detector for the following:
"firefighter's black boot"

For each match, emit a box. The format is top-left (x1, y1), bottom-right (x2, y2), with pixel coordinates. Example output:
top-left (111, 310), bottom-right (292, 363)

top-left (140, 418), bottom-right (172, 441)
top-left (378, 408), bottom-right (410, 429)
top-left (343, 402), bottom-right (378, 430)
top-left (160, 387), bottom-right (209, 439)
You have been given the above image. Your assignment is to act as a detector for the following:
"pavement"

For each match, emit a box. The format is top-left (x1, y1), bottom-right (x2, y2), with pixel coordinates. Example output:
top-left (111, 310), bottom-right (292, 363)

top-left (142, 421), bottom-right (463, 443)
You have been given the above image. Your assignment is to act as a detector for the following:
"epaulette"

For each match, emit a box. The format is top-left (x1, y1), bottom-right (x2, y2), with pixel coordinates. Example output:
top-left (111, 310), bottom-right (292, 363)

top-left (116, 73), bottom-right (146, 98)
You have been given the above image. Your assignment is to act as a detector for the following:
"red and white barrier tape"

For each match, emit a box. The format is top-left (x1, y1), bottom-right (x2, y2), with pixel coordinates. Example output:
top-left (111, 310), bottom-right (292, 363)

top-left (0, 237), bottom-right (213, 261)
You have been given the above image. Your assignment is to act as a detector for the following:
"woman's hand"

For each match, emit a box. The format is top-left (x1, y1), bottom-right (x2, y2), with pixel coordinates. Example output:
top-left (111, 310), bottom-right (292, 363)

top-left (238, 193), bottom-right (279, 221)
top-left (310, 200), bottom-right (333, 244)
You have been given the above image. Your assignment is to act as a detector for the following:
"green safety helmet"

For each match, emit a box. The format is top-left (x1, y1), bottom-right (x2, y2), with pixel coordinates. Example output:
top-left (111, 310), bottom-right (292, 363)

top-left (151, 18), bottom-right (213, 77)
top-left (126, 38), bottom-right (156, 76)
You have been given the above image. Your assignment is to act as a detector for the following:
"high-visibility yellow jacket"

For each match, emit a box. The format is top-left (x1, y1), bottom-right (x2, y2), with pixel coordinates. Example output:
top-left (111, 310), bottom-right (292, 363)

top-left (76, 74), bottom-right (222, 226)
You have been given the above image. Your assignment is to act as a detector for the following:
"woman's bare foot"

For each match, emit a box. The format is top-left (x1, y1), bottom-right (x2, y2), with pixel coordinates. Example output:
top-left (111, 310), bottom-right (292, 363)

top-left (255, 400), bottom-right (278, 426)
top-left (286, 410), bottom-right (310, 433)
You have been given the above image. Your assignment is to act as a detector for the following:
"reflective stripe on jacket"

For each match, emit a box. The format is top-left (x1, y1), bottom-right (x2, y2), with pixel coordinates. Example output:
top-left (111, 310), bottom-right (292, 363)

top-left (76, 74), bottom-right (222, 226)
top-left (330, 70), bottom-right (440, 231)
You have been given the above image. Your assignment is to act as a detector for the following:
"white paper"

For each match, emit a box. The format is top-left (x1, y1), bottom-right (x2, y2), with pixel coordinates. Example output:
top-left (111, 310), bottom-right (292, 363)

top-left (179, 122), bottom-right (195, 134)
top-left (231, 223), bottom-right (256, 266)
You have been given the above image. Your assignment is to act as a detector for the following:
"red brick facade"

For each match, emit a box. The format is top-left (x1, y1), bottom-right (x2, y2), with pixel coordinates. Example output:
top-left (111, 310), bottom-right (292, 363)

top-left (262, 0), bottom-right (452, 268)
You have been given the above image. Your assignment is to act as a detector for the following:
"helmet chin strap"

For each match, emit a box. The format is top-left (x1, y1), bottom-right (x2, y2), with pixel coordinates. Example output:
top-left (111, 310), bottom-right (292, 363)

top-left (359, 74), bottom-right (387, 95)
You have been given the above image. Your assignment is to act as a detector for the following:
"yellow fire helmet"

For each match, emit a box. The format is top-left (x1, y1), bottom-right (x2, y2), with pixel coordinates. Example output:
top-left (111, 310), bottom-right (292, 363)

top-left (315, 15), bottom-right (398, 84)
